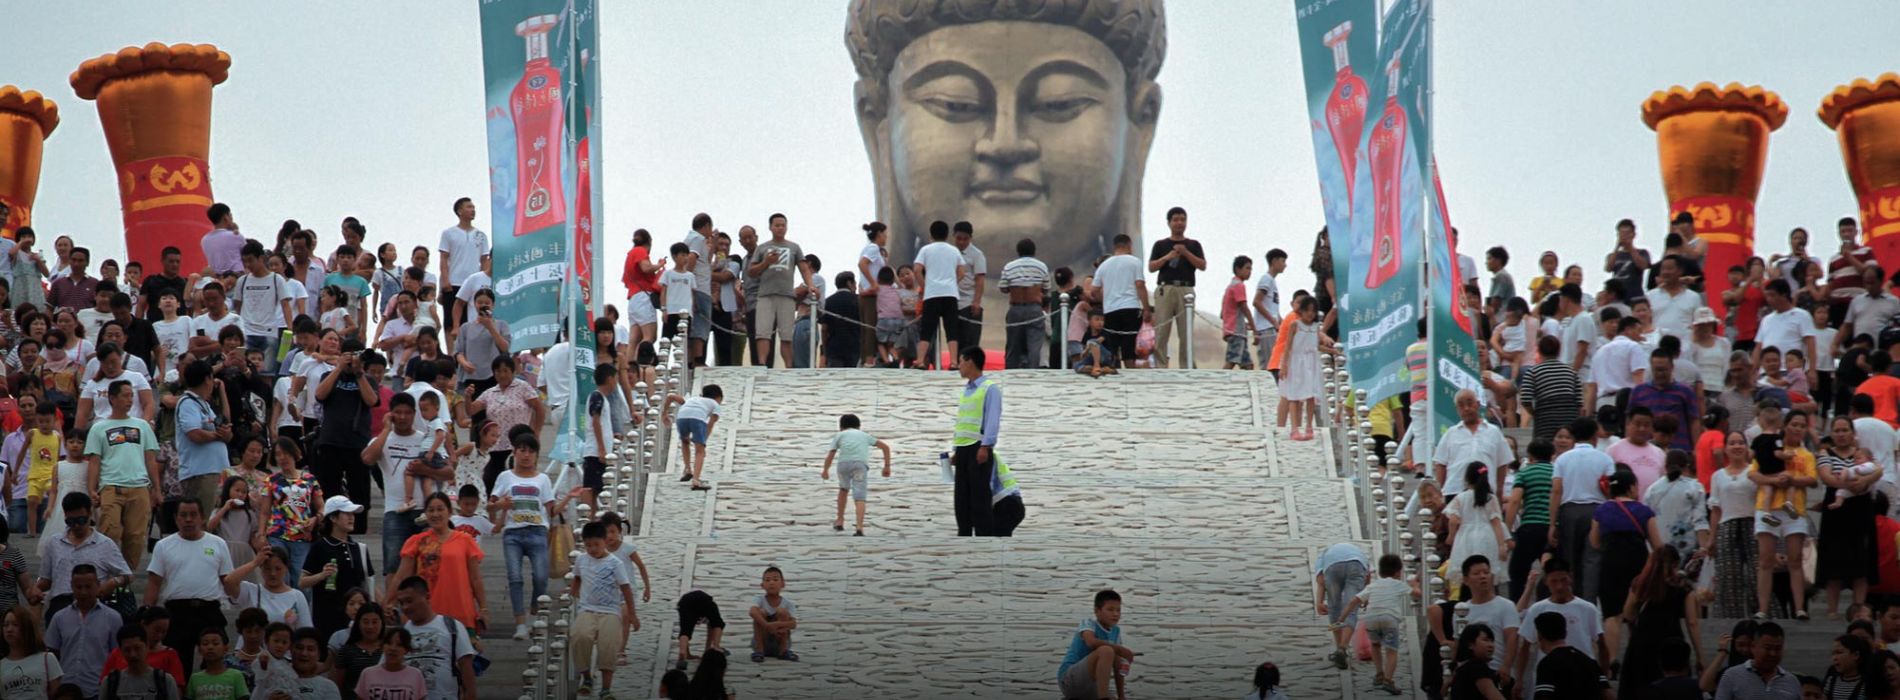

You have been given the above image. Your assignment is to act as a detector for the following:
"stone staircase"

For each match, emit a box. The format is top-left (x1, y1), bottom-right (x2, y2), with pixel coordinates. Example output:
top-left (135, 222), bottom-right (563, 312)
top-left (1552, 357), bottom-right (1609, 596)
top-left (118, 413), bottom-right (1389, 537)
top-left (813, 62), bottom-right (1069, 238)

top-left (611, 368), bottom-right (1396, 699)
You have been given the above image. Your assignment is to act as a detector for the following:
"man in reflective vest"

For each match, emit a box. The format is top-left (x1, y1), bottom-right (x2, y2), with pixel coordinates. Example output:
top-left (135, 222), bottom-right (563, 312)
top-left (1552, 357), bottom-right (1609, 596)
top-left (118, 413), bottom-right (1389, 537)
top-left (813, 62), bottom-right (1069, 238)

top-left (953, 346), bottom-right (1002, 536)
top-left (990, 456), bottom-right (1023, 537)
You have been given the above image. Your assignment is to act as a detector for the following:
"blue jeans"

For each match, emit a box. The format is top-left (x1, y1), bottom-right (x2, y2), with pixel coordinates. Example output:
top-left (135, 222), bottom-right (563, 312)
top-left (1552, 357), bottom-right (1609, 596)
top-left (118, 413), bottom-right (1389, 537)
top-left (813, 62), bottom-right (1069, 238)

top-left (269, 537), bottom-right (312, 593)
top-left (381, 508), bottom-right (425, 578)
top-left (792, 316), bottom-right (813, 368)
top-left (245, 333), bottom-right (284, 375)
top-left (5, 499), bottom-right (23, 533)
top-left (503, 526), bottom-right (550, 617)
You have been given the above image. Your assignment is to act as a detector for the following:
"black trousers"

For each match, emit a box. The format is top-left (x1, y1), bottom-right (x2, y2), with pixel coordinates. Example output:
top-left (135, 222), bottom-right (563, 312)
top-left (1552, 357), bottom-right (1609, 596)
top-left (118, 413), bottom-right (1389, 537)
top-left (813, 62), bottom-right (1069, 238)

top-left (313, 444), bottom-right (373, 535)
top-left (1508, 523), bottom-right (1550, 601)
top-left (958, 305), bottom-right (984, 351)
top-left (712, 307), bottom-right (737, 366)
top-left (164, 598), bottom-right (225, 675)
top-left (992, 494), bottom-right (1024, 537)
top-left (952, 444), bottom-right (995, 536)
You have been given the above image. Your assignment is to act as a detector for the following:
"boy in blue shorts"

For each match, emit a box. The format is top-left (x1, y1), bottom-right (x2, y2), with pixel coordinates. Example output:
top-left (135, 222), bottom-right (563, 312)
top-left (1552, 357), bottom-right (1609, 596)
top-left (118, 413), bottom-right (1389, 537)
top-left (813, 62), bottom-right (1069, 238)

top-left (820, 413), bottom-right (893, 536)
top-left (666, 384), bottom-right (723, 491)
top-left (1057, 589), bottom-right (1134, 700)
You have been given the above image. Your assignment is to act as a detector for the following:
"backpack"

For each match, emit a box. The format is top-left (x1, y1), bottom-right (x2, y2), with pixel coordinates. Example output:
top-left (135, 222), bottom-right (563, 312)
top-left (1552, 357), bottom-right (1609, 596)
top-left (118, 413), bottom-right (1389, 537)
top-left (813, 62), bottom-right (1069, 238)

top-left (102, 668), bottom-right (174, 700)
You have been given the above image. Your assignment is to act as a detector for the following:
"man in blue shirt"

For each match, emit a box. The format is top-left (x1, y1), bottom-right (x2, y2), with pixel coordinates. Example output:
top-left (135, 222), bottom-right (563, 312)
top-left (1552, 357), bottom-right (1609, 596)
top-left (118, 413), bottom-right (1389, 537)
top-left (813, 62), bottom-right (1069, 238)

top-left (1627, 349), bottom-right (1701, 451)
top-left (175, 359), bottom-right (231, 517)
top-left (952, 347), bottom-right (1002, 536)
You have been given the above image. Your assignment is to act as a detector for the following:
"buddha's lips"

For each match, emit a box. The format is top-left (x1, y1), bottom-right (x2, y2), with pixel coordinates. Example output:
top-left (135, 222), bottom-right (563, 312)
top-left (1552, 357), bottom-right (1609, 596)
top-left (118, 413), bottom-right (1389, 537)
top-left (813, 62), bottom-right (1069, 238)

top-left (968, 180), bottom-right (1044, 204)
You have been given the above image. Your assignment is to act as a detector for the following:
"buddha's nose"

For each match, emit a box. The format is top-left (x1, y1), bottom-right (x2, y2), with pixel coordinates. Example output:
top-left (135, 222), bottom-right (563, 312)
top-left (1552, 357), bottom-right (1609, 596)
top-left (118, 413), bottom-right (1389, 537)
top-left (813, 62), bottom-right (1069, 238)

top-left (975, 107), bottom-right (1040, 166)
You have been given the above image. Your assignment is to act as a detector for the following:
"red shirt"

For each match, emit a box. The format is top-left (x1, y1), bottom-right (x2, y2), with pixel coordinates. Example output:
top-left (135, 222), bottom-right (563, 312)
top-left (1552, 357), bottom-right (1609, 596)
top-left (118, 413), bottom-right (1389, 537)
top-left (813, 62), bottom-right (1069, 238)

top-left (100, 646), bottom-right (186, 688)
top-left (622, 245), bottom-right (662, 297)
top-left (1694, 428), bottom-right (1725, 492)
top-left (1734, 283), bottom-right (1765, 341)
top-left (1857, 374), bottom-right (1900, 428)
top-left (1875, 516), bottom-right (1900, 596)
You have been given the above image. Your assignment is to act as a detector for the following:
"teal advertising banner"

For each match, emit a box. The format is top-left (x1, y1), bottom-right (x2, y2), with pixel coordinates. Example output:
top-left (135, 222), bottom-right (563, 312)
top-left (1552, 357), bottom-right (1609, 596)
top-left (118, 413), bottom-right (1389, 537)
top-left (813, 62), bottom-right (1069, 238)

top-left (478, 0), bottom-right (599, 444)
top-left (1428, 161), bottom-right (1483, 437)
top-left (1294, 0), bottom-right (1418, 403)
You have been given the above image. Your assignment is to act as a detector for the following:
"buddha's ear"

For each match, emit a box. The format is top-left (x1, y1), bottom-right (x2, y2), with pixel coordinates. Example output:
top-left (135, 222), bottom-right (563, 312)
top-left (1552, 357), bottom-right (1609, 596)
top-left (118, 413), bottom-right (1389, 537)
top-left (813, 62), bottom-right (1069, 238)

top-left (855, 78), bottom-right (905, 251)
top-left (1115, 81), bottom-right (1163, 249)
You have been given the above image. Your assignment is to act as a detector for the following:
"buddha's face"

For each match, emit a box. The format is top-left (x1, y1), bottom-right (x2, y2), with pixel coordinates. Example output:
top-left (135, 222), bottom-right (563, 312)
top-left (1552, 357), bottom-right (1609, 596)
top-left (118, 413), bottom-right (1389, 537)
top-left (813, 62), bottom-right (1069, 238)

top-left (883, 22), bottom-right (1135, 270)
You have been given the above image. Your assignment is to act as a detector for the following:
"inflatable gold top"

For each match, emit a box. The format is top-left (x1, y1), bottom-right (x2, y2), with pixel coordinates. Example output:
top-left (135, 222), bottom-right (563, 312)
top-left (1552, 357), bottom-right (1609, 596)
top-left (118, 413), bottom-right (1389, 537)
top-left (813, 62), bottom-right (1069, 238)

top-left (1641, 81), bottom-right (1788, 131)
top-left (1819, 72), bottom-right (1900, 129)
top-left (70, 42), bottom-right (230, 100)
top-left (0, 86), bottom-right (59, 137)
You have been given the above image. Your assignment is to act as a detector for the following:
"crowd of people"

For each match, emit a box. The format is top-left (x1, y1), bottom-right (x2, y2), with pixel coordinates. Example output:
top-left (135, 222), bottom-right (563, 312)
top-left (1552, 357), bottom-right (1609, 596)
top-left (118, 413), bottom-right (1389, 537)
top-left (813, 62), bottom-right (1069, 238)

top-left (1301, 213), bottom-right (1900, 699)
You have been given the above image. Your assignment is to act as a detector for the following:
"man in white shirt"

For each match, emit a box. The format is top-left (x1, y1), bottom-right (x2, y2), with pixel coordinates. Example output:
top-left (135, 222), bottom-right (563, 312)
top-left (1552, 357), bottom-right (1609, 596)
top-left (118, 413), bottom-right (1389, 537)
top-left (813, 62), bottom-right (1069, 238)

top-left (953, 222), bottom-right (988, 352)
top-left (451, 253), bottom-right (493, 330)
top-left (1550, 417), bottom-right (1614, 601)
top-left (1754, 278), bottom-right (1817, 368)
top-left (1645, 256), bottom-right (1702, 346)
top-left (1587, 315), bottom-right (1647, 410)
top-left (1511, 558), bottom-right (1607, 695)
top-left (912, 220), bottom-right (968, 368)
top-left (1252, 249), bottom-right (1287, 369)
top-left (1433, 389), bottom-right (1513, 497)
top-left (681, 214), bottom-right (717, 368)
top-left (143, 498), bottom-right (237, 674)
top-left (377, 290), bottom-right (420, 370)
top-left (1558, 286), bottom-right (1595, 375)
top-left (232, 241), bottom-right (294, 375)
top-left (1088, 234), bottom-right (1149, 368)
top-left (75, 344), bottom-right (156, 428)
top-left (1839, 264), bottom-right (1899, 356)
top-left (1453, 556), bottom-right (1519, 675)
top-left (1770, 227), bottom-right (1820, 290)
top-left (189, 282), bottom-right (240, 351)
top-left (439, 197), bottom-right (489, 335)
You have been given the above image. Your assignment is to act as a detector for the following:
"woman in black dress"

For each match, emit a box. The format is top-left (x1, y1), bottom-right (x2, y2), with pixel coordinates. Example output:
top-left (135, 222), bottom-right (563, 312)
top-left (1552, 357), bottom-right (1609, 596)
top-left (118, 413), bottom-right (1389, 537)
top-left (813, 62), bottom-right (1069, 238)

top-left (1446, 623), bottom-right (1506, 700)
top-left (1616, 546), bottom-right (1702, 698)
top-left (1817, 415), bottom-right (1881, 619)
top-left (1589, 468), bottom-right (1663, 672)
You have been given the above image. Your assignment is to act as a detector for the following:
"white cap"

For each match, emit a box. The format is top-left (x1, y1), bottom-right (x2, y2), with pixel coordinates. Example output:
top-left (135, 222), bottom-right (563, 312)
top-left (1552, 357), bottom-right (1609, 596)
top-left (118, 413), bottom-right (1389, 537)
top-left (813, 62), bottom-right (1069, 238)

top-left (1692, 307), bottom-right (1719, 326)
top-left (322, 496), bottom-right (364, 517)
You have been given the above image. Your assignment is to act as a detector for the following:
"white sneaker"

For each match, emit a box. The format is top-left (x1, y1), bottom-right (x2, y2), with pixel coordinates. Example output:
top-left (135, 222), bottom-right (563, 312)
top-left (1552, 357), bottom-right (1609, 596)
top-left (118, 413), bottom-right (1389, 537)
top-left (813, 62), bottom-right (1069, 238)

top-left (513, 623), bottom-right (530, 641)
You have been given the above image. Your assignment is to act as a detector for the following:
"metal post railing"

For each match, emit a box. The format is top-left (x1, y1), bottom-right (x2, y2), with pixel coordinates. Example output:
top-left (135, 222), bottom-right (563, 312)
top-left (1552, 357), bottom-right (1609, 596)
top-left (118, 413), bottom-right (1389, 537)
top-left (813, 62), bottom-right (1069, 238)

top-left (806, 293), bottom-right (820, 368)
top-left (1183, 292), bottom-right (1196, 369)
top-left (1058, 292), bottom-right (1071, 371)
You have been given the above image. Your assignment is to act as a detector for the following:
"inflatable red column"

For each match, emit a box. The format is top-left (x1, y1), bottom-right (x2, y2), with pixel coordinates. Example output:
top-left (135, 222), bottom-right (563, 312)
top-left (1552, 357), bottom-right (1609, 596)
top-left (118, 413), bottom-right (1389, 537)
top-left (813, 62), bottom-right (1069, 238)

top-left (1820, 74), bottom-right (1900, 273)
top-left (0, 86), bottom-right (58, 239)
top-left (70, 43), bottom-right (230, 271)
top-left (1642, 83), bottom-right (1786, 317)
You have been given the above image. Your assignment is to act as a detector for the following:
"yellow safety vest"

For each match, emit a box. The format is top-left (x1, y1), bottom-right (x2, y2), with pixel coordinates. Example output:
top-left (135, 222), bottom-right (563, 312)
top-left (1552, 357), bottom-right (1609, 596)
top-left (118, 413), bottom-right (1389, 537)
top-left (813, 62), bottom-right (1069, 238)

top-left (954, 377), bottom-right (995, 447)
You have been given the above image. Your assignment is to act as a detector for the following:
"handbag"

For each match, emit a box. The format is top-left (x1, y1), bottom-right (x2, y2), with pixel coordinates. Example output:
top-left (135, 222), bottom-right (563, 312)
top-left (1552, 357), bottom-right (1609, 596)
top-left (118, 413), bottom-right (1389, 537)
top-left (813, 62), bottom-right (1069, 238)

top-left (547, 514), bottom-right (574, 579)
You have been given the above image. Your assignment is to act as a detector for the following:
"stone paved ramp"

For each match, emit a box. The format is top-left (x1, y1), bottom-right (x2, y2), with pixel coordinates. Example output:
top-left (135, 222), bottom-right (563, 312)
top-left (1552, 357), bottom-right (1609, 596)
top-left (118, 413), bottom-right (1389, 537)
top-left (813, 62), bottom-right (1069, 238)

top-left (613, 368), bottom-right (1401, 699)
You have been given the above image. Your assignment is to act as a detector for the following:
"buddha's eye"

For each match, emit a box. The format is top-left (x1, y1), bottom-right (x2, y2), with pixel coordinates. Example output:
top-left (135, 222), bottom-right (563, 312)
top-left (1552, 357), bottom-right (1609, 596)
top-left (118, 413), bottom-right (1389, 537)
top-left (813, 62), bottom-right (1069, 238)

top-left (1030, 96), bottom-right (1098, 123)
top-left (916, 94), bottom-right (987, 123)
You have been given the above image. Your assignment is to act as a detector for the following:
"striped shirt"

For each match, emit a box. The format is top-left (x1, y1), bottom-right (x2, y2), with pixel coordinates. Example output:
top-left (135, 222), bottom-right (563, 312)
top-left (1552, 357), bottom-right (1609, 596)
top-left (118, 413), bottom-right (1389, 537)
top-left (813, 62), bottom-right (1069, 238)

top-left (1513, 462), bottom-right (1554, 527)
top-left (999, 257), bottom-right (1052, 295)
top-left (1517, 361), bottom-right (1583, 442)
top-left (1406, 340), bottom-right (1429, 404)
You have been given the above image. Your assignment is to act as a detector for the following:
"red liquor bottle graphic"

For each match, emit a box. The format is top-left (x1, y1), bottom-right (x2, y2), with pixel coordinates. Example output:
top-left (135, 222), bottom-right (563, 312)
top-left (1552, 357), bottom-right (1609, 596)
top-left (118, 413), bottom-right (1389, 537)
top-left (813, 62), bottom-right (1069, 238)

top-left (1322, 21), bottom-right (1368, 205)
top-left (574, 48), bottom-right (595, 310)
top-left (1365, 57), bottom-right (1407, 290)
top-left (510, 13), bottom-right (567, 237)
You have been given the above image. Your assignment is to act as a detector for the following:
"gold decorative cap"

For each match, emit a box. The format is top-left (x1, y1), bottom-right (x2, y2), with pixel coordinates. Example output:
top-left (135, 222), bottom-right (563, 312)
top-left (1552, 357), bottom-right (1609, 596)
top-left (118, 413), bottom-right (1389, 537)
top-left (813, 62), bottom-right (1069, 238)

top-left (1819, 72), bottom-right (1900, 130)
top-left (0, 85), bottom-right (59, 136)
top-left (70, 42), bottom-right (231, 101)
top-left (1642, 81), bottom-right (1787, 131)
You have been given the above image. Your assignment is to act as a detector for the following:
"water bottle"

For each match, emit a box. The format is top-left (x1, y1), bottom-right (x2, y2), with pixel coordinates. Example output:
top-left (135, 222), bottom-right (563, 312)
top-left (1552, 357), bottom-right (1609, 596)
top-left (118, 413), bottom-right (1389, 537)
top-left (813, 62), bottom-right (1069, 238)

top-left (938, 451), bottom-right (953, 484)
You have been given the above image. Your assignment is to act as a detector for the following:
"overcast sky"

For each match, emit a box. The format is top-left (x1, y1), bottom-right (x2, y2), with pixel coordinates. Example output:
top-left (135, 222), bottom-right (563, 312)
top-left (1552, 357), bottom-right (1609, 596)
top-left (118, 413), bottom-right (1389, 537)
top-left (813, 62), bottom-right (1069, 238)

top-left (5, 1), bottom-right (1891, 302)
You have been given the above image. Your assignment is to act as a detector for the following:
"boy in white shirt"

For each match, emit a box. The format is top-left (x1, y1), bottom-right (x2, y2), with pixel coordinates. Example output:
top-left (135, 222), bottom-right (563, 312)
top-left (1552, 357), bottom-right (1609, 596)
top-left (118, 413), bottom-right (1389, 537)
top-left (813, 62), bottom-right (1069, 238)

top-left (820, 413), bottom-right (893, 536)
top-left (660, 243), bottom-right (696, 342)
top-left (666, 385), bottom-right (723, 490)
top-left (1340, 554), bottom-right (1409, 694)
top-left (570, 521), bottom-right (637, 697)
top-left (748, 566), bottom-right (798, 663)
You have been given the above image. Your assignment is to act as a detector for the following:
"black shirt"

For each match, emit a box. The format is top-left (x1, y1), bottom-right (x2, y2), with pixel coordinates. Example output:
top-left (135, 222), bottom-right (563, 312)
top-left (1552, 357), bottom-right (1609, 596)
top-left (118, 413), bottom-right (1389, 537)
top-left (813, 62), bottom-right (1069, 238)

top-left (1609, 249), bottom-right (1650, 302)
top-left (1148, 237), bottom-right (1204, 286)
top-left (303, 535), bottom-right (374, 638)
top-left (1535, 646), bottom-right (1609, 700)
top-left (315, 370), bottom-right (378, 450)
top-left (1752, 432), bottom-right (1786, 475)
top-left (118, 317), bottom-right (161, 371)
top-left (1639, 675), bottom-right (1705, 700)
top-left (139, 274), bottom-right (187, 321)
top-left (821, 291), bottom-right (860, 354)
top-left (1448, 661), bottom-right (1499, 700)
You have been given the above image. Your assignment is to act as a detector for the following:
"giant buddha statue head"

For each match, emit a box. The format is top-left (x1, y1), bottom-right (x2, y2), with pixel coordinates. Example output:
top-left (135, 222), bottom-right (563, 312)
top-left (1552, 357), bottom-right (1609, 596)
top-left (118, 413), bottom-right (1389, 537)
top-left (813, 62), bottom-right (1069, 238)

top-left (847, 0), bottom-right (1166, 274)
